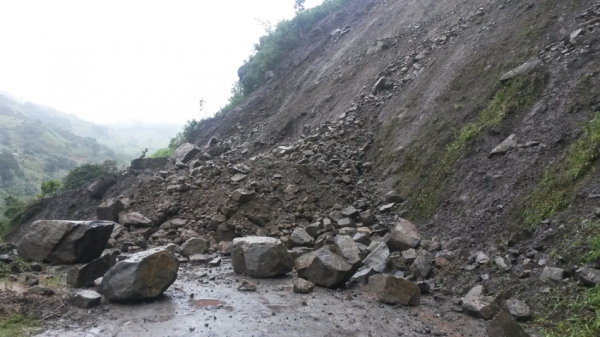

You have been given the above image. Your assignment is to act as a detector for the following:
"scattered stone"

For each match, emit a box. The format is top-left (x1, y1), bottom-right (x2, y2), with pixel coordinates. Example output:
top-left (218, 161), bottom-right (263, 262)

top-left (350, 267), bottom-right (375, 283)
top-left (490, 134), bottom-right (517, 157)
top-left (293, 278), bottom-right (315, 294)
top-left (333, 235), bottom-right (362, 267)
top-left (206, 146), bottom-right (227, 157)
top-left (119, 212), bottom-right (152, 227)
top-left (72, 290), bottom-right (102, 308)
top-left (411, 255), bottom-right (432, 280)
top-left (575, 267), bottom-right (600, 286)
top-left (369, 274), bottom-right (421, 306)
top-left (341, 206), bottom-right (359, 217)
top-left (17, 220), bottom-right (115, 264)
top-left (462, 285), bottom-right (501, 320)
top-left (289, 228), bottom-right (315, 247)
top-left (387, 219), bottom-right (421, 251)
top-left (337, 217), bottom-right (356, 228)
top-left (495, 256), bottom-right (510, 271)
top-left (231, 173), bottom-right (247, 182)
top-left (231, 237), bottom-right (293, 278)
top-left (304, 222), bottom-right (322, 238)
top-left (401, 249), bottom-right (417, 263)
top-left (67, 252), bottom-right (118, 288)
top-left (208, 257), bottom-right (221, 266)
top-left (231, 189), bottom-right (256, 203)
top-left (506, 299), bottom-right (531, 321)
top-left (295, 248), bottom-right (354, 288)
top-left (27, 285), bottom-right (54, 296)
top-left (359, 210), bottom-right (375, 226)
top-left (98, 247), bottom-right (180, 301)
top-left (540, 266), bottom-right (564, 282)
top-left (499, 57), bottom-right (542, 83)
top-left (180, 237), bottom-right (209, 257)
top-left (170, 143), bottom-right (201, 163)
top-left (385, 192), bottom-right (403, 203)
top-left (96, 198), bottom-right (124, 222)
top-left (189, 254), bottom-right (209, 265)
top-left (379, 203), bottom-right (395, 213)
top-left (237, 279), bottom-right (257, 292)
top-left (475, 251), bottom-right (490, 264)
top-left (363, 241), bottom-right (390, 273)
top-left (486, 311), bottom-right (530, 337)
top-left (387, 252), bottom-right (408, 272)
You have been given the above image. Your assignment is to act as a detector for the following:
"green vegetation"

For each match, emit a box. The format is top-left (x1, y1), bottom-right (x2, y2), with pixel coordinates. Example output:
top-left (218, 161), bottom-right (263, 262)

top-left (39, 180), bottom-right (61, 199)
top-left (239, 0), bottom-right (346, 95)
top-left (0, 196), bottom-right (42, 239)
top-left (584, 237), bottom-right (600, 264)
top-left (0, 314), bottom-right (41, 337)
top-left (61, 160), bottom-right (118, 191)
top-left (149, 147), bottom-right (174, 158)
top-left (546, 285), bottom-right (600, 337)
top-left (405, 72), bottom-right (545, 219)
top-left (520, 112), bottom-right (600, 228)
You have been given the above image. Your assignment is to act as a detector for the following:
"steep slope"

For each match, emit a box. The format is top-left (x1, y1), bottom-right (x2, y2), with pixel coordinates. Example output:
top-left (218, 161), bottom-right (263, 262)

top-left (11, 0), bottom-right (600, 334)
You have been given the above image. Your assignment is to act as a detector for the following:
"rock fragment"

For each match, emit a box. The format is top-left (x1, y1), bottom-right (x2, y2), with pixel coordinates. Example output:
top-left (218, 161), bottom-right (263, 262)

top-left (293, 278), bottom-right (315, 294)
top-left (295, 248), bottom-right (354, 288)
top-left (72, 290), bottom-right (102, 308)
top-left (231, 237), bottom-right (292, 278)
top-left (387, 219), bottom-right (421, 251)
top-left (486, 311), bottom-right (530, 337)
top-left (368, 274), bottom-right (421, 306)
top-left (180, 237), bottom-right (209, 257)
top-left (462, 285), bottom-right (501, 320)
top-left (67, 252), bottom-right (118, 288)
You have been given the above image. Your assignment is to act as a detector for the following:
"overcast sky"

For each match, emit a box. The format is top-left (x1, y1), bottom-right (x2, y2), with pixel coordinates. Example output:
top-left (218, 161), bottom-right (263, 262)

top-left (0, 0), bottom-right (322, 125)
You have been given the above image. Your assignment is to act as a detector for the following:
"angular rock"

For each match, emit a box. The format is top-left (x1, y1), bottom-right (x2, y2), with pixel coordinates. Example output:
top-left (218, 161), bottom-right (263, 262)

top-left (506, 298), bottom-right (531, 321)
top-left (305, 222), bottom-right (322, 238)
top-left (171, 143), bottom-right (201, 163)
top-left (180, 237), bottom-right (209, 257)
top-left (231, 237), bottom-right (292, 278)
top-left (295, 248), bottom-right (354, 288)
top-left (363, 241), bottom-right (390, 273)
top-left (499, 57), bottom-right (542, 83)
top-left (86, 176), bottom-right (117, 199)
top-left (333, 235), bottom-right (362, 267)
top-left (540, 266), bottom-right (564, 282)
top-left (411, 255), bottom-right (432, 280)
top-left (98, 247), bottom-right (180, 301)
top-left (401, 249), bottom-right (417, 263)
top-left (289, 228), bottom-right (314, 247)
top-left (576, 267), bottom-right (600, 286)
top-left (359, 210), bottom-right (374, 226)
top-left (387, 219), bottom-right (421, 252)
top-left (72, 290), bottom-right (102, 308)
top-left (67, 252), bottom-right (119, 288)
top-left (350, 267), bottom-right (375, 283)
top-left (369, 274), bottom-right (421, 306)
top-left (231, 173), bottom-right (247, 182)
top-left (462, 285), bottom-right (501, 320)
top-left (337, 217), bottom-right (356, 228)
top-left (206, 146), bottom-right (227, 157)
top-left (96, 197), bottom-right (124, 222)
top-left (385, 192), bottom-right (404, 203)
top-left (475, 251), bottom-right (490, 264)
top-left (341, 206), bottom-right (359, 217)
top-left (27, 285), bottom-right (54, 296)
top-left (18, 220), bottom-right (115, 264)
top-left (490, 134), bottom-right (517, 157)
top-left (293, 278), bottom-right (315, 294)
top-left (119, 212), bottom-right (152, 227)
top-left (231, 189), bottom-right (255, 203)
top-left (487, 311), bottom-right (530, 337)
top-left (353, 232), bottom-right (371, 246)
top-left (387, 251), bottom-right (408, 272)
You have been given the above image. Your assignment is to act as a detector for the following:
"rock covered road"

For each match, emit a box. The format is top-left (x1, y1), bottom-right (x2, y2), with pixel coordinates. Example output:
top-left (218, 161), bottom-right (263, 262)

top-left (37, 257), bottom-right (486, 337)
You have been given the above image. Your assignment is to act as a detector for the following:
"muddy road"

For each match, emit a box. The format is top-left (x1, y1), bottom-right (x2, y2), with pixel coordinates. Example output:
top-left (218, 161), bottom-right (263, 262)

top-left (36, 257), bottom-right (486, 337)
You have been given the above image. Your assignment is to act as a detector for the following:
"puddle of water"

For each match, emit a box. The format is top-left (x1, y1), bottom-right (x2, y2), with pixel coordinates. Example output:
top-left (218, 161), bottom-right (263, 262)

top-left (192, 299), bottom-right (221, 309)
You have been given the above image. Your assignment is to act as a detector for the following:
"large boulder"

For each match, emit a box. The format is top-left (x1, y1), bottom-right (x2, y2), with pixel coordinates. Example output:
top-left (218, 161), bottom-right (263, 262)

top-left (98, 247), bottom-right (180, 301)
top-left (170, 143), bottom-right (201, 163)
top-left (86, 175), bottom-right (117, 199)
top-left (368, 274), bottom-right (421, 306)
top-left (295, 248), bottom-right (354, 288)
top-left (387, 219), bottom-right (421, 252)
top-left (18, 220), bottom-right (115, 264)
top-left (67, 251), bottom-right (119, 288)
top-left (231, 237), bottom-right (293, 278)
top-left (96, 197), bottom-right (124, 222)
top-left (332, 235), bottom-right (362, 267)
top-left (179, 237), bottom-right (209, 257)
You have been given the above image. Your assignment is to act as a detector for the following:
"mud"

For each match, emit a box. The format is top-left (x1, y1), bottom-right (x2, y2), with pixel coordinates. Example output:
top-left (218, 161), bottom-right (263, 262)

top-left (37, 258), bottom-right (487, 337)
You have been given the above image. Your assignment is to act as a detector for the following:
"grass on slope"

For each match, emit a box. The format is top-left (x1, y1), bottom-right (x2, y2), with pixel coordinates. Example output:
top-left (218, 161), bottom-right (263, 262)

top-left (545, 285), bottom-right (600, 337)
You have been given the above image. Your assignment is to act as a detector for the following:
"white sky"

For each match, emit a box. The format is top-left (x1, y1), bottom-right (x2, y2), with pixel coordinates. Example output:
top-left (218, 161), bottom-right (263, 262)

top-left (0, 0), bottom-right (322, 124)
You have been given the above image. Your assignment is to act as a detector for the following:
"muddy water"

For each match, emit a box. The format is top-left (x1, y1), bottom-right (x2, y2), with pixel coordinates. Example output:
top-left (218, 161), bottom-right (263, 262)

top-left (37, 258), bottom-right (486, 337)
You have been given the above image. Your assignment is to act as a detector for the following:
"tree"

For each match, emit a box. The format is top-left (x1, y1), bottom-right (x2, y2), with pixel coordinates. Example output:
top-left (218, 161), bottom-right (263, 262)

top-left (39, 180), bottom-right (62, 198)
top-left (294, 0), bottom-right (306, 12)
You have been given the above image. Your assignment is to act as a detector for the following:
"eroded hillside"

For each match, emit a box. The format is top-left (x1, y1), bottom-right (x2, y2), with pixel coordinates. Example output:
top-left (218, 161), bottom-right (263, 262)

top-left (4, 0), bottom-right (600, 336)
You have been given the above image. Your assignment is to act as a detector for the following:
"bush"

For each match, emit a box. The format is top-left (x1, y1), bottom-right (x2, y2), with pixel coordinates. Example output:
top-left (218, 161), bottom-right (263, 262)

top-left (0, 196), bottom-right (41, 239)
top-left (61, 160), bottom-right (118, 191)
top-left (149, 147), bottom-right (174, 158)
top-left (39, 180), bottom-right (61, 198)
top-left (168, 119), bottom-right (200, 150)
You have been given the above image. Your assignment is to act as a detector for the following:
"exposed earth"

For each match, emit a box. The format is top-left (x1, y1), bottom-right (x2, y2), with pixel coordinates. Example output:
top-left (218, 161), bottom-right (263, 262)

top-left (2, 0), bottom-right (600, 336)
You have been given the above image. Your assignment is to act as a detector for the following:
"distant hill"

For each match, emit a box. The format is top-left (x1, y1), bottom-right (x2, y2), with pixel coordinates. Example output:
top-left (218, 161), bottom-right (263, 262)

top-left (0, 92), bottom-right (181, 204)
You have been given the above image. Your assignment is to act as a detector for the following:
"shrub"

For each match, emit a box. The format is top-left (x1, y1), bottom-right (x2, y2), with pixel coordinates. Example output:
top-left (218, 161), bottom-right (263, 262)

top-left (61, 160), bottom-right (118, 191)
top-left (39, 180), bottom-right (61, 198)
top-left (149, 147), bottom-right (175, 158)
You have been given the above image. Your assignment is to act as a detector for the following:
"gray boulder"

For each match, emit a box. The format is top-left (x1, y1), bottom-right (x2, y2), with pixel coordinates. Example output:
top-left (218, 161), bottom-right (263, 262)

top-left (96, 198), bottom-right (124, 222)
top-left (576, 267), bottom-right (600, 286)
top-left (333, 235), bottom-right (362, 267)
top-left (67, 252), bottom-right (119, 288)
top-left (98, 247), bottom-right (180, 301)
top-left (18, 220), bottom-right (115, 264)
top-left (289, 228), bottom-right (314, 247)
top-left (363, 241), bottom-right (390, 273)
top-left (540, 266), bottom-right (564, 282)
top-left (368, 274), bottom-right (420, 306)
top-left (506, 298), bottom-right (531, 321)
top-left (180, 237), bottom-right (209, 257)
top-left (171, 143), bottom-right (201, 163)
top-left (295, 248), bottom-right (354, 288)
top-left (231, 237), bottom-right (292, 278)
top-left (462, 285), bottom-right (501, 320)
top-left (72, 290), bottom-right (102, 308)
top-left (387, 219), bottom-right (421, 252)
top-left (119, 212), bottom-right (152, 227)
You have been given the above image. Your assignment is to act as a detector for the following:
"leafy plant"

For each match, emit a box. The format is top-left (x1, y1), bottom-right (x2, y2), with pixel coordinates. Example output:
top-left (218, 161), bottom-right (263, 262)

top-left (584, 237), bottom-right (600, 264)
top-left (546, 286), bottom-right (600, 337)
top-left (61, 160), bottom-right (118, 191)
top-left (149, 147), bottom-right (174, 158)
top-left (39, 180), bottom-right (61, 198)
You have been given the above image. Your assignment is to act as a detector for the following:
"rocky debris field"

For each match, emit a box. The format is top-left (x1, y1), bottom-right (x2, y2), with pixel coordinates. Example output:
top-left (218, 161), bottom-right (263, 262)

top-left (3, 0), bottom-right (600, 336)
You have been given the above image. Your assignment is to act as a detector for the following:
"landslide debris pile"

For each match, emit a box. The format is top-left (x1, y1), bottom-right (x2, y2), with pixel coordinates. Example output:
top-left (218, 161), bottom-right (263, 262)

top-left (3, 0), bottom-right (600, 336)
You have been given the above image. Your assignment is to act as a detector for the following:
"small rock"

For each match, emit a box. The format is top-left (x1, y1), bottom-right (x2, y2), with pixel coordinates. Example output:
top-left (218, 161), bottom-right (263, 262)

top-left (576, 267), bottom-right (600, 286)
top-left (506, 298), bottom-right (531, 321)
top-left (540, 266), bottom-right (564, 282)
top-left (462, 285), bottom-right (501, 320)
top-left (27, 285), bottom-right (54, 296)
top-left (293, 278), bottom-right (315, 294)
top-left (237, 280), bottom-right (257, 292)
top-left (369, 274), bottom-right (421, 306)
top-left (72, 290), bottom-right (102, 308)
top-left (486, 311), bottom-right (530, 337)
